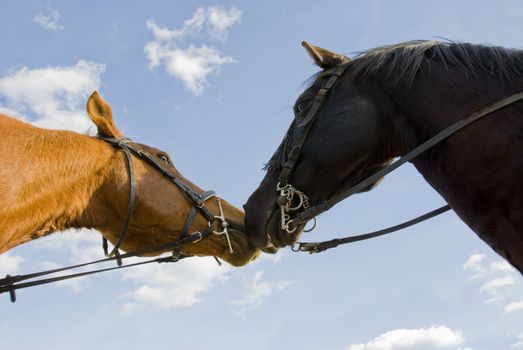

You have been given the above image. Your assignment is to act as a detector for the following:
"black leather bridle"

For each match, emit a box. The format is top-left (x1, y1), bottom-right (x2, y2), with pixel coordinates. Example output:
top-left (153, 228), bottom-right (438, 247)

top-left (275, 63), bottom-right (523, 253)
top-left (0, 136), bottom-right (236, 302)
top-left (276, 64), bottom-right (351, 235)
top-left (99, 136), bottom-right (234, 265)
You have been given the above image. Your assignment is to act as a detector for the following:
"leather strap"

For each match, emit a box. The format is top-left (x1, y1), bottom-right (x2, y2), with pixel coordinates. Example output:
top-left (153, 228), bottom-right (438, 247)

top-left (0, 226), bottom-right (214, 300)
top-left (105, 141), bottom-right (136, 266)
top-left (294, 90), bottom-right (523, 226)
top-left (295, 205), bottom-right (451, 253)
top-left (278, 64), bottom-right (351, 185)
top-left (99, 137), bottom-right (216, 261)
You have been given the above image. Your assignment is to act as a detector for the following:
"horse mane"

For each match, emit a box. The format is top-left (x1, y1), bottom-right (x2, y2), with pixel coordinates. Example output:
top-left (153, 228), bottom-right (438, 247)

top-left (347, 40), bottom-right (523, 86)
top-left (264, 40), bottom-right (523, 171)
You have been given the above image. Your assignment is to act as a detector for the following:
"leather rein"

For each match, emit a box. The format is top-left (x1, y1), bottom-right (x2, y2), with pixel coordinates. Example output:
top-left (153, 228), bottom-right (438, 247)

top-left (276, 63), bottom-right (523, 254)
top-left (0, 136), bottom-right (235, 302)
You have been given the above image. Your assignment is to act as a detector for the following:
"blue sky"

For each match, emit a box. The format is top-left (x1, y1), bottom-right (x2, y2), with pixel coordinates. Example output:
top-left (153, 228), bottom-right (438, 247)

top-left (1, 1), bottom-right (523, 349)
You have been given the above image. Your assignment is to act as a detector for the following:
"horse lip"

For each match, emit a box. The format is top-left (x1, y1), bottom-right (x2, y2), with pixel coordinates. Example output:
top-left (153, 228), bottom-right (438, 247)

top-left (247, 196), bottom-right (278, 248)
top-left (266, 206), bottom-right (306, 248)
top-left (265, 207), bottom-right (282, 247)
top-left (228, 219), bottom-right (246, 233)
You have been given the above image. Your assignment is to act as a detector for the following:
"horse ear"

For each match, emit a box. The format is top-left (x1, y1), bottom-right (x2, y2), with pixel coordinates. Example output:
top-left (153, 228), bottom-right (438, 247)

top-left (86, 91), bottom-right (123, 139)
top-left (302, 41), bottom-right (350, 70)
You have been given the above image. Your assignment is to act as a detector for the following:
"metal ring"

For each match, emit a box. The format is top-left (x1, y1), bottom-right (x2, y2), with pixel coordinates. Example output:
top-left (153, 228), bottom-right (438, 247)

top-left (192, 231), bottom-right (203, 243)
top-left (303, 218), bottom-right (317, 233)
top-left (291, 243), bottom-right (302, 252)
top-left (117, 138), bottom-right (131, 147)
top-left (284, 219), bottom-right (297, 234)
top-left (287, 193), bottom-right (304, 211)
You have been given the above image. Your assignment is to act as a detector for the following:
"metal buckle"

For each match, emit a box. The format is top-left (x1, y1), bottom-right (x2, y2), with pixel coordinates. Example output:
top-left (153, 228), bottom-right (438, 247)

top-left (2, 274), bottom-right (18, 303)
top-left (196, 191), bottom-right (216, 208)
top-left (192, 231), bottom-right (203, 243)
top-left (117, 138), bottom-right (132, 147)
top-left (291, 242), bottom-right (325, 254)
top-left (210, 198), bottom-right (234, 254)
top-left (314, 88), bottom-right (328, 103)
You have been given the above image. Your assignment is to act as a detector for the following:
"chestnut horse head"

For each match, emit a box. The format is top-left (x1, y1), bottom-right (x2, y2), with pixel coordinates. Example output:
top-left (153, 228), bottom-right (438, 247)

top-left (0, 92), bottom-right (259, 266)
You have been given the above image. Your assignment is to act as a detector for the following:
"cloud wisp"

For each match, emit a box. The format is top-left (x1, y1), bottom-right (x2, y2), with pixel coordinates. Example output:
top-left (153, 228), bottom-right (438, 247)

top-left (33, 7), bottom-right (64, 30)
top-left (31, 230), bottom-right (104, 292)
top-left (505, 300), bottom-right (523, 315)
top-left (463, 254), bottom-right (523, 311)
top-left (512, 334), bottom-right (523, 348)
top-left (144, 6), bottom-right (241, 95)
top-left (347, 325), bottom-right (469, 350)
top-left (119, 257), bottom-right (232, 316)
top-left (230, 270), bottom-right (291, 317)
top-left (0, 252), bottom-right (23, 277)
top-left (0, 61), bottom-right (106, 132)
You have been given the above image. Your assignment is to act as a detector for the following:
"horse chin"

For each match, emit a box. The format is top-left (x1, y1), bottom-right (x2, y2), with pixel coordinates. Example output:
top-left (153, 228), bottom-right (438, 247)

top-left (265, 209), bottom-right (304, 248)
top-left (220, 228), bottom-right (261, 266)
top-left (250, 208), bottom-right (279, 254)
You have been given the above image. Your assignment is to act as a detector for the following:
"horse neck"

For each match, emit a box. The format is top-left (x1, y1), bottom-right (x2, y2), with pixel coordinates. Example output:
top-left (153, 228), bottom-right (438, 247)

top-left (0, 115), bottom-right (117, 253)
top-left (382, 68), bottom-right (523, 273)
top-left (381, 67), bottom-right (523, 218)
top-left (385, 66), bottom-right (523, 154)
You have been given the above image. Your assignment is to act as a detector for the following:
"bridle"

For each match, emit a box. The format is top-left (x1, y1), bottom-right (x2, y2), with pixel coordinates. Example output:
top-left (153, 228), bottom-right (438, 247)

top-left (99, 136), bottom-right (235, 265)
top-left (275, 63), bottom-right (523, 253)
top-left (0, 136), bottom-right (237, 302)
top-left (276, 64), bottom-right (351, 235)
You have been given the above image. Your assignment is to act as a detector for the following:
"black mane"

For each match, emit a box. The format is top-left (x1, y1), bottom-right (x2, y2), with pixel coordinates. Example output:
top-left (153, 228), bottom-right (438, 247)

top-left (348, 40), bottom-right (523, 85)
top-left (264, 40), bottom-right (523, 171)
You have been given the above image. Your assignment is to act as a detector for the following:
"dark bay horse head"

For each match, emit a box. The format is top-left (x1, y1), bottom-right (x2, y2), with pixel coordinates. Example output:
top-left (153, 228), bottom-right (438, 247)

top-left (244, 42), bottom-right (396, 249)
top-left (244, 40), bottom-right (523, 275)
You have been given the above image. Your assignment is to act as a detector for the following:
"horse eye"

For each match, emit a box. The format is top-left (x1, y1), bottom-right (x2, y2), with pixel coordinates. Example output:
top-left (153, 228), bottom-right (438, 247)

top-left (158, 154), bottom-right (170, 163)
top-left (296, 101), bottom-right (308, 115)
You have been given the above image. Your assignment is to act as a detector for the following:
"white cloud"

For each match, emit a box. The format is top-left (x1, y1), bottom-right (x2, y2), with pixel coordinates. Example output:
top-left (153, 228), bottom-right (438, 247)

top-left (119, 257), bottom-right (231, 316)
top-left (36, 229), bottom-right (102, 262)
top-left (512, 334), bottom-right (523, 348)
top-left (463, 253), bottom-right (486, 278)
top-left (231, 270), bottom-right (291, 317)
top-left (145, 42), bottom-right (235, 95)
top-left (33, 7), bottom-right (64, 30)
top-left (146, 8), bottom-right (206, 42)
top-left (0, 252), bottom-right (23, 276)
top-left (145, 6), bottom-right (241, 96)
top-left (0, 60), bottom-right (106, 132)
top-left (33, 230), bottom-right (103, 292)
top-left (2, 229), bottom-right (235, 310)
top-left (480, 275), bottom-right (519, 296)
top-left (207, 6), bottom-right (242, 41)
top-left (347, 326), bottom-right (467, 350)
top-left (464, 254), bottom-right (523, 312)
top-left (490, 260), bottom-right (515, 273)
top-left (504, 300), bottom-right (523, 314)
top-left (0, 105), bottom-right (26, 120)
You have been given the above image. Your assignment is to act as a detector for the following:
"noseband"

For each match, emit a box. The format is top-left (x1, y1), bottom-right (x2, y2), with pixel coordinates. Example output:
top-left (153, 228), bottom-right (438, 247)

top-left (275, 63), bottom-right (523, 252)
top-left (100, 136), bottom-right (234, 265)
